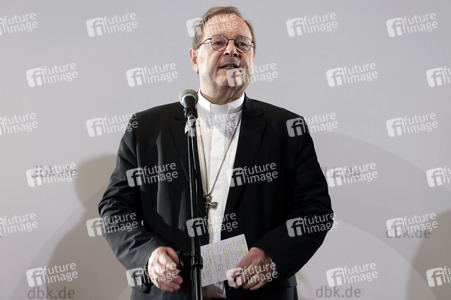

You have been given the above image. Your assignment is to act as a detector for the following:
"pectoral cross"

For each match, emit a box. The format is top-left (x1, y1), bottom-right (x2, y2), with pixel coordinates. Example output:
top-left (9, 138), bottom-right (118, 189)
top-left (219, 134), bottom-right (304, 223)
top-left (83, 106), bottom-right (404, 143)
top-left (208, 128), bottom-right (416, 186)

top-left (205, 194), bottom-right (218, 214)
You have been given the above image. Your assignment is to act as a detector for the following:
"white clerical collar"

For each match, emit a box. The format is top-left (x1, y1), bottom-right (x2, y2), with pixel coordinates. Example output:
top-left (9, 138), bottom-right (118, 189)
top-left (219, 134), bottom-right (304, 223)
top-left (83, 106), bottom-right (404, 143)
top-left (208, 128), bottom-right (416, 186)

top-left (197, 90), bottom-right (244, 114)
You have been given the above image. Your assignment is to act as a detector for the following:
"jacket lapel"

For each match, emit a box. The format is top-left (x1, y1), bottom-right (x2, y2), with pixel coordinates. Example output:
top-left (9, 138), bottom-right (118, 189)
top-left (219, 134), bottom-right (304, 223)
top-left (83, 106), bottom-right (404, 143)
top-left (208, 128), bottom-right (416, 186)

top-left (224, 96), bottom-right (267, 216)
top-left (170, 110), bottom-right (189, 180)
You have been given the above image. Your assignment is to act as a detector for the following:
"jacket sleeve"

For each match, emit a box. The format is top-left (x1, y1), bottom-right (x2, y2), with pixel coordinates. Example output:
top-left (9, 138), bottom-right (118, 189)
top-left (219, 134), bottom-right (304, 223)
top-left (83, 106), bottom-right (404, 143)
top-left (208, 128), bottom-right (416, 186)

top-left (98, 116), bottom-right (166, 292)
top-left (253, 120), bottom-right (333, 280)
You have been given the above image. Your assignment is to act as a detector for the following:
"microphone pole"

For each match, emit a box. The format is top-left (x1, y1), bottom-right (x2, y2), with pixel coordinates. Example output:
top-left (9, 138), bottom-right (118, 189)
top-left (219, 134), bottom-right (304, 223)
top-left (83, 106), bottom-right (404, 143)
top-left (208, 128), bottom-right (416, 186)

top-left (179, 89), bottom-right (203, 300)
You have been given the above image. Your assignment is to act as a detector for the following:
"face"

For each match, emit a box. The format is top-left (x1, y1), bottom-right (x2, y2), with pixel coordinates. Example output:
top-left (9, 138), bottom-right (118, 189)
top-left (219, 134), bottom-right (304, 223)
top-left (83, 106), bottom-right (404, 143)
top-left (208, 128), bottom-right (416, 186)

top-left (189, 15), bottom-right (256, 97)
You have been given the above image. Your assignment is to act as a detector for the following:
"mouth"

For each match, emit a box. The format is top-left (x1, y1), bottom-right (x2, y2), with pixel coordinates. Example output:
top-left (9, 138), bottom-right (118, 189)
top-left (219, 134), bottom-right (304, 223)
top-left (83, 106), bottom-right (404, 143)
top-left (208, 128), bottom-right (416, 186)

top-left (219, 64), bottom-right (241, 69)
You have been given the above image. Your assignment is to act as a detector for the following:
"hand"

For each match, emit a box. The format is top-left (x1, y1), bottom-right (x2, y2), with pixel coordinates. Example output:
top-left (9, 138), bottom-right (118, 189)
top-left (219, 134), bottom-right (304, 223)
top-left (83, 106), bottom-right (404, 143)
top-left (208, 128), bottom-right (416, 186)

top-left (229, 247), bottom-right (277, 291)
top-left (147, 246), bottom-right (183, 292)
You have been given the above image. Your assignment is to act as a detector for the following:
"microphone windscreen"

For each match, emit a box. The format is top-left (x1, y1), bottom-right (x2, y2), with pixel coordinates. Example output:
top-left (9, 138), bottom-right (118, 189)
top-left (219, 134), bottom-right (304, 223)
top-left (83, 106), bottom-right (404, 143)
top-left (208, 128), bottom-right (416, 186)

top-left (179, 89), bottom-right (198, 107)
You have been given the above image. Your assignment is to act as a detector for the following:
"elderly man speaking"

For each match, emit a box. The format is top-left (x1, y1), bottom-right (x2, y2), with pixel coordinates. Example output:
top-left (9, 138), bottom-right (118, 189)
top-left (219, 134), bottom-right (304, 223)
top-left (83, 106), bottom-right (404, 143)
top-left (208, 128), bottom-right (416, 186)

top-left (99, 6), bottom-right (333, 300)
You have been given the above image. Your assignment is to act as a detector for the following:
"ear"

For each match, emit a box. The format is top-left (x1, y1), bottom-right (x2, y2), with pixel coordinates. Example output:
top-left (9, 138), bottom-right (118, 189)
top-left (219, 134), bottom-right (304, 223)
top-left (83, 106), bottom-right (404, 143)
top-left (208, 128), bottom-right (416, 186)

top-left (189, 48), bottom-right (199, 73)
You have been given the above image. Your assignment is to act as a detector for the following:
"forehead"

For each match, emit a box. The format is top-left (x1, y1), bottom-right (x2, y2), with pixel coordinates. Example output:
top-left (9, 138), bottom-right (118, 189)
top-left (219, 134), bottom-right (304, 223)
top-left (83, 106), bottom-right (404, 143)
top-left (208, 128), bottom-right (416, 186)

top-left (203, 14), bottom-right (252, 39)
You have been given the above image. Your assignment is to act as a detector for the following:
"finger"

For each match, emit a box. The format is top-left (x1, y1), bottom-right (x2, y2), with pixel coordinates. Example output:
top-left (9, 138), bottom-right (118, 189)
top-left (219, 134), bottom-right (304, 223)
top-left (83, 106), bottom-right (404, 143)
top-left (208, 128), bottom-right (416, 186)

top-left (242, 274), bottom-right (260, 289)
top-left (158, 251), bottom-right (177, 268)
top-left (250, 276), bottom-right (268, 291)
top-left (156, 279), bottom-right (182, 292)
top-left (165, 247), bottom-right (180, 264)
top-left (234, 265), bottom-right (254, 288)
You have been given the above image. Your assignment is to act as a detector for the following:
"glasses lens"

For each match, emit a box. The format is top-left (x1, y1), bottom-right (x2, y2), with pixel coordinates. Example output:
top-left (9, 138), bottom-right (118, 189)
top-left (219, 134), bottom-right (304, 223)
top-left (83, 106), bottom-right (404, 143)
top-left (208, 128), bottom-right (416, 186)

top-left (211, 35), bottom-right (228, 51)
top-left (235, 36), bottom-right (252, 52)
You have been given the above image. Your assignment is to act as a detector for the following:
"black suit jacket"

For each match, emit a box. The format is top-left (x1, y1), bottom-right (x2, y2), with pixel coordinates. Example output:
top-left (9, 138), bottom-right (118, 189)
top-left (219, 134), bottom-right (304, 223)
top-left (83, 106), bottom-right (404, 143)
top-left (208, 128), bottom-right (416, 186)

top-left (99, 96), bottom-right (333, 300)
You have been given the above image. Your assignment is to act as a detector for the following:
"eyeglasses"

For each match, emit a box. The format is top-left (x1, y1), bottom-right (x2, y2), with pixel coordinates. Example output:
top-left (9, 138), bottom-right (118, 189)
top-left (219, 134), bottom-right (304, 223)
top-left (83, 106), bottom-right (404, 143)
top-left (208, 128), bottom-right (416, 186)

top-left (197, 34), bottom-right (254, 53)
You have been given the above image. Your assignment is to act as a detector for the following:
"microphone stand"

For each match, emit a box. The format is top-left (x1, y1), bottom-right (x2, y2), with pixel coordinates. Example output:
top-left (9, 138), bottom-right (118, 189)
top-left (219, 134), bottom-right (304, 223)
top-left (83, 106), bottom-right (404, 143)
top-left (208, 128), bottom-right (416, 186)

top-left (184, 112), bottom-right (203, 300)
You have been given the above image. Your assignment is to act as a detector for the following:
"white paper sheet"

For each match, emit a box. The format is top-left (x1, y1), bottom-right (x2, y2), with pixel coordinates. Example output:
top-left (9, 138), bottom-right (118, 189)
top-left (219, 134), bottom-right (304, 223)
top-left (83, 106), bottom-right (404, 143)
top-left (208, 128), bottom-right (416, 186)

top-left (200, 234), bottom-right (248, 287)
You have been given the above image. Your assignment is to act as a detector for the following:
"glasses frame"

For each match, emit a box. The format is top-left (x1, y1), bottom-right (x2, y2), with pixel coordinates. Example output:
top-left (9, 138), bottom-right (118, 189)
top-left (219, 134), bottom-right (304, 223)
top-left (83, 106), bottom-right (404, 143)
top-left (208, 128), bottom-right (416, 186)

top-left (196, 34), bottom-right (255, 53)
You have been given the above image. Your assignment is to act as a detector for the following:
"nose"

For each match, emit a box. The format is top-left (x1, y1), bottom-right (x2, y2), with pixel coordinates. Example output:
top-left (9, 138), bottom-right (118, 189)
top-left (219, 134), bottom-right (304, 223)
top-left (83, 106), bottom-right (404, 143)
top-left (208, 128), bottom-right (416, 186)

top-left (224, 39), bottom-right (239, 57)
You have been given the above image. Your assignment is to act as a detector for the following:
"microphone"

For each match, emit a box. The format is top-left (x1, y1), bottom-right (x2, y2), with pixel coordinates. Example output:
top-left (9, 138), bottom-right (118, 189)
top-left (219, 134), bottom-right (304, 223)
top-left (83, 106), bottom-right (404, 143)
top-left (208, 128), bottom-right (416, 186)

top-left (179, 89), bottom-right (198, 119)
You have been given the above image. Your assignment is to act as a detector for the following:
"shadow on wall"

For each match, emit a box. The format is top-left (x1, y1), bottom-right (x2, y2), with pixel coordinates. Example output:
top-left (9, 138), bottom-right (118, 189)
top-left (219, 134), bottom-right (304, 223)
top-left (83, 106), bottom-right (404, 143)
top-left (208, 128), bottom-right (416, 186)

top-left (11, 155), bottom-right (132, 300)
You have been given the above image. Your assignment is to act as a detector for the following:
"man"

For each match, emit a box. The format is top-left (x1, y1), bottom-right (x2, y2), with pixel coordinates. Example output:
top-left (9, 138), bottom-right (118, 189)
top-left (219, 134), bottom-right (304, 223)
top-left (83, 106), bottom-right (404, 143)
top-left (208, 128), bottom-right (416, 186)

top-left (99, 6), bottom-right (333, 300)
